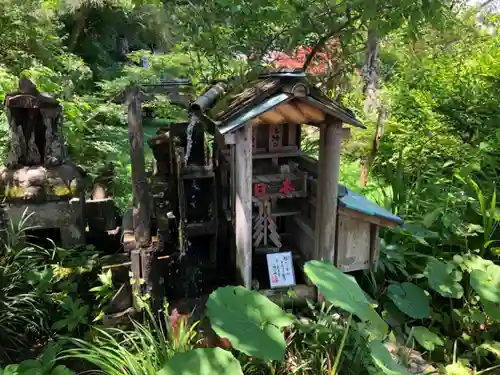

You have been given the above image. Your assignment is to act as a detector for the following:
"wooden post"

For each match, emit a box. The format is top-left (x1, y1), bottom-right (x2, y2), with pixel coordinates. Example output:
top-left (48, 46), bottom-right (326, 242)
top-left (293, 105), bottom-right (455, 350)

top-left (130, 249), bottom-right (141, 310)
top-left (317, 120), bottom-right (343, 262)
top-left (141, 248), bottom-right (160, 311)
top-left (126, 86), bottom-right (151, 248)
top-left (234, 126), bottom-right (252, 288)
top-left (313, 123), bottom-right (327, 260)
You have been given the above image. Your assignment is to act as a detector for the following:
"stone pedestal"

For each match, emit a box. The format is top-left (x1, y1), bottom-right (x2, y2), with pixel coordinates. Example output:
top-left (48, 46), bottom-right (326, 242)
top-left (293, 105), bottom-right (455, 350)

top-left (5, 199), bottom-right (84, 248)
top-left (0, 164), bottom-right (85, 247)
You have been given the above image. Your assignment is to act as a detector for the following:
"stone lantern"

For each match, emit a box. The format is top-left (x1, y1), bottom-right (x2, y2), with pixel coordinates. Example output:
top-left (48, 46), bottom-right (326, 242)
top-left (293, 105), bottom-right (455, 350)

top-left (0, 78), bottom-right (85, 247)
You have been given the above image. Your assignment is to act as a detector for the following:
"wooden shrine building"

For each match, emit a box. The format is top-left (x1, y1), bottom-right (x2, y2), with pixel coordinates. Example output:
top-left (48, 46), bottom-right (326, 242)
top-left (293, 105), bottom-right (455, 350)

top-left (191, 71), bottom-right (403, 298)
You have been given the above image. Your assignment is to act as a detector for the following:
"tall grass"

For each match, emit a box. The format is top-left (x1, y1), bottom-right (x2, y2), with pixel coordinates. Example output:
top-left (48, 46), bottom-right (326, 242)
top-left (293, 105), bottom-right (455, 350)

top-left (0, 210), bottom-right (52, 362)
top-left (60, 301), bottom-right (200, 374)
top-left (239, 302), bottom-right (374, 375)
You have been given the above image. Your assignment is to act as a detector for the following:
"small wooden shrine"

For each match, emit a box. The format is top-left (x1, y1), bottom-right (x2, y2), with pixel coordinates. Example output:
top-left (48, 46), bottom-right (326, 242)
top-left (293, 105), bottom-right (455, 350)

top-left (192, 71), bottom-right (403, 299)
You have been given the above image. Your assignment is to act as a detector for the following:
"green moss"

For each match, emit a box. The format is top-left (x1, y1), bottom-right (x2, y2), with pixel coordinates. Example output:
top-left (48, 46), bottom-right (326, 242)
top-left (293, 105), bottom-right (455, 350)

top-left (52, 184), bottom-right (72, 196)
top-left (5, 186), bottom-right (27, 198)
top-left (47, 178), bottom-right (79, 197)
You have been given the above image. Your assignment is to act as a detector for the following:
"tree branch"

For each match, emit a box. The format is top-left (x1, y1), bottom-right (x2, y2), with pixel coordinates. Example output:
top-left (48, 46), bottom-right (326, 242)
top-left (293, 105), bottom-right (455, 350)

top-left (302, 10), bottom-right (360, 72)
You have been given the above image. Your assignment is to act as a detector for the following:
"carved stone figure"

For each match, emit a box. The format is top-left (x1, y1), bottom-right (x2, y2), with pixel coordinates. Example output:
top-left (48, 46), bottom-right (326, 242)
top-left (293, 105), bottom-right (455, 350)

top-left (4, 78), bottom-right (67, 168)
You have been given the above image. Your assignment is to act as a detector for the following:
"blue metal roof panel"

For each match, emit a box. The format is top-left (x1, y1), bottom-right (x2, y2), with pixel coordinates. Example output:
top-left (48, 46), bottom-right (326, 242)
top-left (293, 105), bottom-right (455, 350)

top-left (338, 185), bottom-right (403, 225)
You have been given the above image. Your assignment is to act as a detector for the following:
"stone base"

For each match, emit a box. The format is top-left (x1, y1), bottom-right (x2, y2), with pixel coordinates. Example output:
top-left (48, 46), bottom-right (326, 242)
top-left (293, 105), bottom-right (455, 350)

top-left (0, 164), bottom-right (82, 202)
top-left (5, 199), bottom-right (85, 248)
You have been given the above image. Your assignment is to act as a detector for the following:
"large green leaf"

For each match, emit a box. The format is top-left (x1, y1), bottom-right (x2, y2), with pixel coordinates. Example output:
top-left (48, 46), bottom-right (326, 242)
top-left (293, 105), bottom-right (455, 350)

top-left (444, 362), bottom-right (472, 375)
top-left (1, 365), bottom-right (19, 375)
top-left (424, 260), bottom-right (464, 299)
top-left (304, 260), bottom-right (388, 339)
top-left (205, 286), bottom-right (294, 361)
top-left (482, 300), bottom-right (500, 322)
top-left (157, 348), bottom-right (243, 375)
top-left (387, 283), bottom-right (430, 319)
top-left (470, 264), bottom-right (500, 303)
top-left (411, 326), bottom-right (444, 351)
top-left (454, 253), bottom-right (493, 273)
top-left (476, 341), bottom-right (500, 358)
top-left (369, 341), bottom-right (410, 375)
top-left (304, 260), bottom-right (370, 318)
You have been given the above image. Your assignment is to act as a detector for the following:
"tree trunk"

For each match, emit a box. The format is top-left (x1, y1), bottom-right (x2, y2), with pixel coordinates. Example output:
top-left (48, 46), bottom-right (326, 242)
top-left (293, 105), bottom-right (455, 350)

top-left (68, 6), bottom-right (91, 52)
top-left (360, 27), bottom-right (385, 187)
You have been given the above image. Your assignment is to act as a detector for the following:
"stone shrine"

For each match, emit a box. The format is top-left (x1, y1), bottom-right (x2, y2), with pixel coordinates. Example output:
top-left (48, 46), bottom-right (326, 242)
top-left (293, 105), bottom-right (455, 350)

top-left (0, 78), bottom-right (85, 247)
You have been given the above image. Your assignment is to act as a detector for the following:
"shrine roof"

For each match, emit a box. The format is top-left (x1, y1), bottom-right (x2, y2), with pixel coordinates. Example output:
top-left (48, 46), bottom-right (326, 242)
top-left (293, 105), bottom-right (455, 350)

top-left (4, 92), bottom-right (60, 109)
top-left (338, 185), bottom-right (403, 225)
top-left (191, 71), bottom-right (365, 135)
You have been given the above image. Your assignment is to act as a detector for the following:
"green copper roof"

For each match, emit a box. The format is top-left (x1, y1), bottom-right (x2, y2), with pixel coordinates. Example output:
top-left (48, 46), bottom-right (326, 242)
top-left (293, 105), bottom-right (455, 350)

top-left (338, 185), bottom-right (403, 225)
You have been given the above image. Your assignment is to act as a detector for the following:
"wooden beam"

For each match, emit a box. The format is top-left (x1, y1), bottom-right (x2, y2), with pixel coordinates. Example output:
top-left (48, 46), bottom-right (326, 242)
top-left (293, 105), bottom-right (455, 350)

top-left (127, 86), bottom-right (151, 248)
top-left (234, 125), bottom-right (253, 289)
top-left (338, 207), bottom-right (399, 228)
top-left (317, 121), bottom-right (343, 263)
top-left (313, 124), bottom-right (327, 260)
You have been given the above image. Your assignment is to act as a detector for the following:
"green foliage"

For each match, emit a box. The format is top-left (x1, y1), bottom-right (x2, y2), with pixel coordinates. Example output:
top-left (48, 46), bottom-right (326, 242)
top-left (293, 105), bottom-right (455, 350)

top-left (410, 326), bottom-right (444, 352)
top-left (62, 301), bottom-right (199, 375)
top-left (1, 342), bottom-right (74, 375)
top-left (386, 282), bottom-right (430, 319)
top-left (424, 259), bottom-right (464, 299)
top-left (368, 341), bottom-right (410, 375)
top-left (304, 260), bottom-right (374, 322)
top-left (52, 296), bottom-right (89, 333)
top-left (206, 286), bottom-right (294, 361)
top-left (158, 348), bottom-right (244, 375)
top-left (470, 263), bottom-right (500, 303)
top-left (1, 0), bottom-right (500, 373)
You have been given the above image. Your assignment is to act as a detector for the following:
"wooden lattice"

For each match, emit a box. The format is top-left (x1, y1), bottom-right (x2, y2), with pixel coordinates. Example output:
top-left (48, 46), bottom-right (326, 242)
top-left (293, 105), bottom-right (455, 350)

top-left (252, 199), bottom-right (281, 248)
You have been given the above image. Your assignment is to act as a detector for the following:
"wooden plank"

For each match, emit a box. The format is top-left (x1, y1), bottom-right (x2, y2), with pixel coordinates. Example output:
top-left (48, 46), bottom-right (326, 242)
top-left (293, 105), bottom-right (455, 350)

top-left (183, 171), bottom-right (215, 179)
top-left (370, 224), bottom-right (381, 268)
top-left (317, 121), bottom-right (343, 263)
top-left (182, 165), bottom-right (213, 174)
top-left (292, 216), bottom-right (314, 239)
top-left (185, 220), bottom-right (217, 237)
top-left (234, 125), bottom-right (253, 289)
top-left (336, 216), bottom-right (371, 272)
top-left (126, 86), bottom-right (151, 248)
top-left (253, 150), bottom-right (303, 159)
top-left (338, 206), bottom-right (399, 228)
top-left (268, 124), bottom-right (283, 151)
top-left (271, 205), bottom-right (301, 217)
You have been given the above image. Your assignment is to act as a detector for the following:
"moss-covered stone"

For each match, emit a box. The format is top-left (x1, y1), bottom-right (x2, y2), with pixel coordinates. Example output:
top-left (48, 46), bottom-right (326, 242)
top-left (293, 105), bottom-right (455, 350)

top-left (0, 164), bottom-right (82, 201)
top-left (5, 186), bottom-right (27, 198)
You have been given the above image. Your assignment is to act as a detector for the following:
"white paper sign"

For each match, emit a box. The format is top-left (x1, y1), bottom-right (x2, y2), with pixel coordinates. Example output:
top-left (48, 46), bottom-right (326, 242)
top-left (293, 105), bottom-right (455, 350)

top-left (266, 251), bottom-right (296, 289)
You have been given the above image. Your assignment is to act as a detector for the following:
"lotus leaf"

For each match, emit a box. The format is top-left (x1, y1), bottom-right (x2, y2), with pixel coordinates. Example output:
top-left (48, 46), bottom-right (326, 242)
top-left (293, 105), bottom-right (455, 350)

top-left (387, 282), bottom-right (430, 319)
top-left (206, 286), bottom-right (294, 361)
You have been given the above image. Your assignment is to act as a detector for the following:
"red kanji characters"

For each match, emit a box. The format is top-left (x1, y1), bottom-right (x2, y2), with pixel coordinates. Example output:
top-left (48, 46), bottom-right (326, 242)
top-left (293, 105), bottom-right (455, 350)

top-left (279, 178), bottom-right (295, 195)
top-left (254, 183), bottom-right (267, 197)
